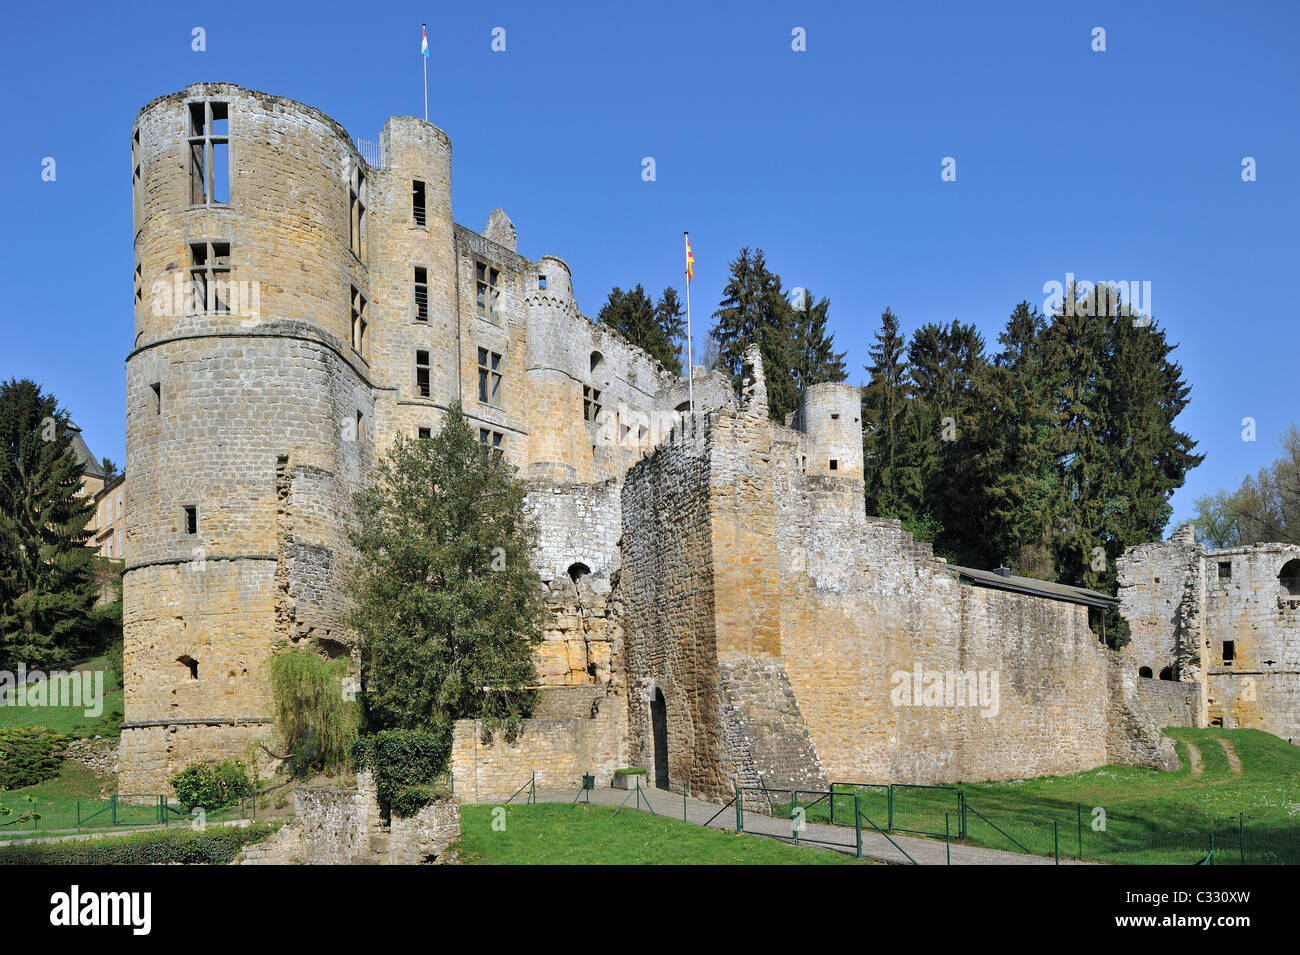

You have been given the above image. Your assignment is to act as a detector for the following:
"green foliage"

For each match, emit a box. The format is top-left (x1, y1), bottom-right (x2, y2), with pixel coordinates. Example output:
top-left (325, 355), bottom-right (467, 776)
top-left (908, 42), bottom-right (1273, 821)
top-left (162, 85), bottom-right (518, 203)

top-left (268, 646), bottom-right (360, 775)
top-left (0, 379), bottom-right (100, 670)
top-left (169, 759), bottom-right (254, 812)
top-left (1192, 425), bottom-right (1300, 547)
top-left (0, 823), bottom-right (277, 865)
top-left (860, 286), bottom-right (1201, 610)
top-left (344, 402), bottom-right (543, 733)
top-left (352, 728), bottom-right (453, 815)
top-left (390, 782), bottom-right (453, 818)
top-left (597, 285), bottom-right (684, 375)
top-left (712, 247), bottom-right (847, 423)
top-left (0, 728), bottom-right (68, 790)
top-left (613, 767), bottom-right (647, 776)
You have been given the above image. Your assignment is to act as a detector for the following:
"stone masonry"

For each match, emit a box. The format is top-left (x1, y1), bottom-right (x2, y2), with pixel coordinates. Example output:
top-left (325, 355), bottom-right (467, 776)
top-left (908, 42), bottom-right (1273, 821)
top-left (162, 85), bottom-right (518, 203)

top-left (125, 83), bottom-right (1192, 802)
top-left (1118, 526), bottom-right (1300, 743)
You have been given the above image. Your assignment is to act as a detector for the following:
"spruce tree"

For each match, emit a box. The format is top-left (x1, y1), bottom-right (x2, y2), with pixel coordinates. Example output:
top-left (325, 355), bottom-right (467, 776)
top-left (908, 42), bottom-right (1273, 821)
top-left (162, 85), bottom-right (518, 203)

top-left (789, 289), bottom-right (848, 392)
top-left (0, 379), bottom-right (99, 670)
top-left (710, 248), bottom-right (800, 422)
top-left (981, 302), bottom-right (1063, 578)
top-left (597, 284), bottom-right (683, 374)
top-left (862, 308), bottom-right (924, 525)
top-left (344, 403), bottom-right (544, 737)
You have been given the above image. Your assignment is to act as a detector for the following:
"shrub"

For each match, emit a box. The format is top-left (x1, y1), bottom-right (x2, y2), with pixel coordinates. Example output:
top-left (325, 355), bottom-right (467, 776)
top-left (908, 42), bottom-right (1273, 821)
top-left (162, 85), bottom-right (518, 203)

top-left (390, 782), bottom-right (452, 818)
top-left (170, 759), bottom-right (255, 812)
top-left (0, 823), bottom-right (277, 865)
top-left (0, 728), bottom-right (68, 790)
top-left (269, 646), bottom-right (360, 775)
top-left (614, 767), bottom-right (648, 776)
top-left (352, 727), bottom-right (453, 815)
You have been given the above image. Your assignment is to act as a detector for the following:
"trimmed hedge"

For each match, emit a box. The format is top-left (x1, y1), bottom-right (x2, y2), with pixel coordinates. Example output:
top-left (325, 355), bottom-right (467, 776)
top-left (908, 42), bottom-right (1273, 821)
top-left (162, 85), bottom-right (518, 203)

top-left (0, 823), bottom-right (278, 865)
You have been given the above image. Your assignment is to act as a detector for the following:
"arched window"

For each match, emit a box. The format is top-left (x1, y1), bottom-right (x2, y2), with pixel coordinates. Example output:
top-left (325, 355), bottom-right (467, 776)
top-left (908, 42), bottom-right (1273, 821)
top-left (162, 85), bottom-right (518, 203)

top-left (177, 655), bottom-right (198, 680)
top-left (1138, 666), bottom-right (1152, 678)
top-left (590, 351), bottom-right (604, 374)
top-left (567, 562), bottom-right (591, 583)
top-left (1279, 559), bottom-right (1300, 596)
top-left (1159, 666), bottom-right (1174, 681)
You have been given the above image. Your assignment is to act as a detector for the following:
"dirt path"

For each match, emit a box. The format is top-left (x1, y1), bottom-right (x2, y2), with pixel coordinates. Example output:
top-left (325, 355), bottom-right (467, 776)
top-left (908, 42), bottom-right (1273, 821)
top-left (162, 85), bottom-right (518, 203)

top-left (1216, 737), bottom-right (1244, 774)
top-left (1184, 742), bottom-right (1203, 776)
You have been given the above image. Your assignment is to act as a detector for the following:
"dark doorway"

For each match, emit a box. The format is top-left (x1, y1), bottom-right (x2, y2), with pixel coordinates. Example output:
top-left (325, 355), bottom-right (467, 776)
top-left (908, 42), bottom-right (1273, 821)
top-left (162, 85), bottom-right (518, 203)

top-left (650, 689), bottom-right (669, 790)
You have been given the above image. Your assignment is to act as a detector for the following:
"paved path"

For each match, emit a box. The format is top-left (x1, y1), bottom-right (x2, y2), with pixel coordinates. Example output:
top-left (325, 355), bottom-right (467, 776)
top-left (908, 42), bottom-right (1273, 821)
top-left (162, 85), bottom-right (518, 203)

top-left (528, 786), bottom-right (1089, 865)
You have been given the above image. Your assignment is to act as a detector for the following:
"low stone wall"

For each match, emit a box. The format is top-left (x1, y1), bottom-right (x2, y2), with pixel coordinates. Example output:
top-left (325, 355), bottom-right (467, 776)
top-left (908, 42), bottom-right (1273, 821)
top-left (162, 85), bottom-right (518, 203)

top-left (450, 699), bottom-right (627, 801)
top-left (1135, 678), bottom-right (1201, 729)
top-left (63, 737), bottom-right (120, 779)
top-left (238, 771), bottom-right (459, 865)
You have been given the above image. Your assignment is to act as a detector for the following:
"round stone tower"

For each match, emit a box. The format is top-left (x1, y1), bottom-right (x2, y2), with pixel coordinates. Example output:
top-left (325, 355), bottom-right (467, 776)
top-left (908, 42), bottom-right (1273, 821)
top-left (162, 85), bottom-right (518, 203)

top-left (523, 254), bottom-right (588, 481)
top-left (121, 83), bottom-right (453, 791)
top-left (794, 382), bottom-right (864, 480)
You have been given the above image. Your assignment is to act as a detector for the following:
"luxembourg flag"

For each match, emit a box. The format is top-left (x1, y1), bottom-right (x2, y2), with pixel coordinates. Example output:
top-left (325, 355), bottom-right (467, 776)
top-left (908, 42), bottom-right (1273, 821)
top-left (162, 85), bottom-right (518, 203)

top-left (421, 24), bottom-right (429, 57)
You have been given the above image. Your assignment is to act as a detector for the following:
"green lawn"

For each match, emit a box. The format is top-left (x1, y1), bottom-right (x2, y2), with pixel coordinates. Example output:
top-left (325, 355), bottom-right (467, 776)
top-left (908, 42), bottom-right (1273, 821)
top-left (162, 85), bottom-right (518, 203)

top-left (0, 654), bottom-right (124, 738)
top-left (456, 803), bottom-right (862, 864)
top-left (770, 728), bottom-right (1300, 864)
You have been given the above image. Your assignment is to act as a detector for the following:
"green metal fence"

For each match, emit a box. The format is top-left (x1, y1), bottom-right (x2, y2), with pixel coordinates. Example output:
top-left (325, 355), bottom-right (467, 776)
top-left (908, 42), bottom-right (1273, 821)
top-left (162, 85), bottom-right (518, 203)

top-left (0, 793), bottom-right (257, 838)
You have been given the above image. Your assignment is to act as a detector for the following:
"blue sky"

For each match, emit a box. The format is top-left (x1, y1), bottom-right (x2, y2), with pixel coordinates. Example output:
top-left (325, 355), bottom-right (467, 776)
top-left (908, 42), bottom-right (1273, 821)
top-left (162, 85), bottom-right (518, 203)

top-left (2, 0), bottom-right (1296, 530)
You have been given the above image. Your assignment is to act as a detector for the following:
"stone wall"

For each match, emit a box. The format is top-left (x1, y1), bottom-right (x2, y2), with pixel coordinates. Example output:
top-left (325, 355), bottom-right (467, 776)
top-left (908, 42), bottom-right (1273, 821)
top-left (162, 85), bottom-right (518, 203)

top-left (1118, 527), bottom-right (1300, 744)
top-left (1134, 677), bottom-right (1201, 730)
top-left (449, 699), bottom-right (627, 801)
top-left (239, 771), bottom-right (459, 864)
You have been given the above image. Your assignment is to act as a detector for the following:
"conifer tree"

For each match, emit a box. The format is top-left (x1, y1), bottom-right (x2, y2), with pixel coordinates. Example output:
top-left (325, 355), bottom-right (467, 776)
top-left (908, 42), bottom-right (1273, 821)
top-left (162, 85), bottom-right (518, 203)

top-left (789, 289), bottom-right (848, 392)
top-left (711, 248), bottom-right (800, 422)
top-left (597, 284), bottom-right (682, 375)
top-left (344, 403), bottom-right (544, 737)
top-left (0, 379), bottom-right (99, 670)
top-left (981, 302), bottom-right (1062, 579)
top-left (862, 308), bottom-right (924, 525)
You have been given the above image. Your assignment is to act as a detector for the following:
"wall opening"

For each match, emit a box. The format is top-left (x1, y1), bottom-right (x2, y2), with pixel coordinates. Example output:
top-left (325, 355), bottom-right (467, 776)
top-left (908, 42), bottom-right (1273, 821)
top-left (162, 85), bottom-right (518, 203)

top-left (567, 562), bottom-right (591, 583)
top-left (1138, 666), bottom-right (1152, 678)
top-left (1158, 666), bottom-right (1174, 681)
top-left (183, 505), bottom-right (198, 535)
top-left (1279, 559), bottom-right (1300, 596)
top-left (1222, 640), bottom-right (1235, 666)
top-left (177, 655), bottom-right (198, 680)
top-left (1218, 561), bottom-right (1232, 580)
top-left (650, 689), bottom-right (669, 790)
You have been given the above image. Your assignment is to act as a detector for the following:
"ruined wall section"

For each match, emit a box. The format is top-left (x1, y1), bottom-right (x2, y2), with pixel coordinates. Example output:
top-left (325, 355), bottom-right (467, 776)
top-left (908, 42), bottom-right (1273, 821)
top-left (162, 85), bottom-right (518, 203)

top-left (621, 413), bottom-right (733, 798)
top-left (1202, 543), bottom-right (1300, 742)
top-left (1117, 525), bottom-right (1207, 700)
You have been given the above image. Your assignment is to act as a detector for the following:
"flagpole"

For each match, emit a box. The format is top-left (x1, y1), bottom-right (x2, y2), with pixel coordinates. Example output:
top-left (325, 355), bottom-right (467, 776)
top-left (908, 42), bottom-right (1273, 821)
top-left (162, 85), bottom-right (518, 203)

top-left (684, 231), bottom-right (694, 415)
top-left (422, 23), bottom-right (428, 122)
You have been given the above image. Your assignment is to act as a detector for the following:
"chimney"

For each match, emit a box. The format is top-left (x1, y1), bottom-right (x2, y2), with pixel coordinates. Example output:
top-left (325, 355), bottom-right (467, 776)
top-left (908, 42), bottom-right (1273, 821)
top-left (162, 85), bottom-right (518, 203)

top-left (995, 566), bottom-right (1012, 578)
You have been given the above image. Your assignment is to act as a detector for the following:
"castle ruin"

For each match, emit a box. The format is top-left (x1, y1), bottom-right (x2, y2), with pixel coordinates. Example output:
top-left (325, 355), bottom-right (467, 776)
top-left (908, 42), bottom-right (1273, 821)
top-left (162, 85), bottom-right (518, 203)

top-left (121, 84), bottom-right (1182, 798)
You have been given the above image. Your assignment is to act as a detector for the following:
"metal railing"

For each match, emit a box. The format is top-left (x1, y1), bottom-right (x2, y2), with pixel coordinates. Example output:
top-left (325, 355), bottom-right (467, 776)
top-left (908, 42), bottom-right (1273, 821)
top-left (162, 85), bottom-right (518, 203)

top-left (354, 138), bottom-right (381, 169)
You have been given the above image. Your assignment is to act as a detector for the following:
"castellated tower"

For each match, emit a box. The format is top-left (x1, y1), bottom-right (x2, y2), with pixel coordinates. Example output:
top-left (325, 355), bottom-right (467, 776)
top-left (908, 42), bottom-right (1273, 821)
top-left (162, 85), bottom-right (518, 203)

top-left (119, 83), bottom-right (705, 792)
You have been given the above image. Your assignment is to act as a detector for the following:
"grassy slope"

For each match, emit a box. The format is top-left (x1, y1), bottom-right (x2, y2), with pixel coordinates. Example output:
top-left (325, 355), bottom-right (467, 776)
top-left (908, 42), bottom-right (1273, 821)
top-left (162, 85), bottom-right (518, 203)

top-left (774, 728), bottom-right (1300, 864)
top-left (0, 654), bottom-right (124, 738)
top-left (456, 803), bottom-right (861, 864)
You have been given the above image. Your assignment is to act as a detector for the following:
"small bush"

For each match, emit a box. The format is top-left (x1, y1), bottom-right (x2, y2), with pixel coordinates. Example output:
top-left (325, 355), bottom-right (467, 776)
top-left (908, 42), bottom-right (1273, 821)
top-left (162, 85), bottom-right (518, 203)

top-left (352, 727), bottom-right (453, 814)
top-left (0, 728), bottom-right (68, 790)
top-left (0, 823), bottom-right (277, 865)
top-left (170, 759), bottom-right (255, 812)
top-left (390, 782), bottom-right (453, 818)
top-left (614, 767), bottom-right (648, 776)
